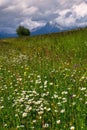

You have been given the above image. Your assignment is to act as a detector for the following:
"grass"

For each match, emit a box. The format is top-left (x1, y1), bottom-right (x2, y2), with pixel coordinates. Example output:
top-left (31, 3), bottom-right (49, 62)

top-left (0, 28), bottom-right (87, 130)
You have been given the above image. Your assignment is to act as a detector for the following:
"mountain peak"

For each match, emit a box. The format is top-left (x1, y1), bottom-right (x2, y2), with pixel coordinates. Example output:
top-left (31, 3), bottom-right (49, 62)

top-left (31, 22), bottom-right (63, 35)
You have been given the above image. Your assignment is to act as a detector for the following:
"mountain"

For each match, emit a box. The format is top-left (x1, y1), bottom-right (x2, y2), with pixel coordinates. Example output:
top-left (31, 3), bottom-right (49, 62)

top-left (31, 22), bottom-right (78, 35)
top-left (0, 32), bottom-right (17, 38)
top-left (31, 21), bottom-right (86, 36)
top-left (31, 22), bottom-right (64, 35)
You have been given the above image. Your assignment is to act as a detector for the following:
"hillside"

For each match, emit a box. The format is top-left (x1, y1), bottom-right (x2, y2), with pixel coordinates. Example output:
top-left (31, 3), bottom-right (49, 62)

top-left (1, 27), bottom-right (87, 70)
top-left (0, 28), bottom-right (87, 130)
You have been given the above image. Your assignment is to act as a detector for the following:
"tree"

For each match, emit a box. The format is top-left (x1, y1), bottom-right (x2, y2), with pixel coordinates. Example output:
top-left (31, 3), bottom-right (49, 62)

top-left (16, 25), bottom-right (30, 37)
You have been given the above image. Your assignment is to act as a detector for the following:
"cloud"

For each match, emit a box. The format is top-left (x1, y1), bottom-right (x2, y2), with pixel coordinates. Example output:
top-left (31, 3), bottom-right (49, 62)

top-left (0, 0), bottom-right (87, 33)
top-left (72, 2), bottom-right (87, 18)
top-left (53, 1), bottom-right (87, 27)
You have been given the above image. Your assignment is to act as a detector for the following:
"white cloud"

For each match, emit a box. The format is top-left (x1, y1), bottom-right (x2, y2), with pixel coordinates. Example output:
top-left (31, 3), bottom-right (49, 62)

top-left (59, 9), bottom-right (71, 16)
top-left (0, 0), bottom-right (87, 33)
top-left (54, 14), bottom-right (76, 27)
top-left (24, 6), bottom-right (38, 15)
top-left (73, 2), bottom-right (87, 18)
top-left (20, 19), bottom-right (45, 30)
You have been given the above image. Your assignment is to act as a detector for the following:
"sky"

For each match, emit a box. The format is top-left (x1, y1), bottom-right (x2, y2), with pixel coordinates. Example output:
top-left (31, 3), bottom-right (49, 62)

top-left (0, 0), bottom-right (87, 33)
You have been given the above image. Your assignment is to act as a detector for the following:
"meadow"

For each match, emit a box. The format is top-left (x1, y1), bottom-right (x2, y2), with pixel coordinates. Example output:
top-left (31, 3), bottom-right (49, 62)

top-left (0, 28), bottom-right (87, 130)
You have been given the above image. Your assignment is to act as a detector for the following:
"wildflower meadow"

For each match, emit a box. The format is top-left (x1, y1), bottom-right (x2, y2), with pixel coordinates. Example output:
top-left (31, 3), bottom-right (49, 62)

top-left (0, 29), bottom-right (87, 130)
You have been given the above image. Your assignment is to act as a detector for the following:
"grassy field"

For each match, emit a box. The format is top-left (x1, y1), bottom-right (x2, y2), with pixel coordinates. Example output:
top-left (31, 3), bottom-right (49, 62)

top-left (0, 28), bottom-right (87, 130)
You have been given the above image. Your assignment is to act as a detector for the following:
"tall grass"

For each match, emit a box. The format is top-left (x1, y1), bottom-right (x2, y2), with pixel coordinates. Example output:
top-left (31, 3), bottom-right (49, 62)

top-left (0, 28), bottom-right (87, 130)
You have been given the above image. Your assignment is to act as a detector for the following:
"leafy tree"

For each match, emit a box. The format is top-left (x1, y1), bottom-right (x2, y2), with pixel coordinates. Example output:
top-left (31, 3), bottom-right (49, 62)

top-left (16, 25), bottom-right (30, 37)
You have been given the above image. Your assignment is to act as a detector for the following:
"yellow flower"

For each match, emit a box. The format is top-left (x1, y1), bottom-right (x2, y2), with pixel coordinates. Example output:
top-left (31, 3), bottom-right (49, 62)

top-left (25, 67), bottom-right (29, 70)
